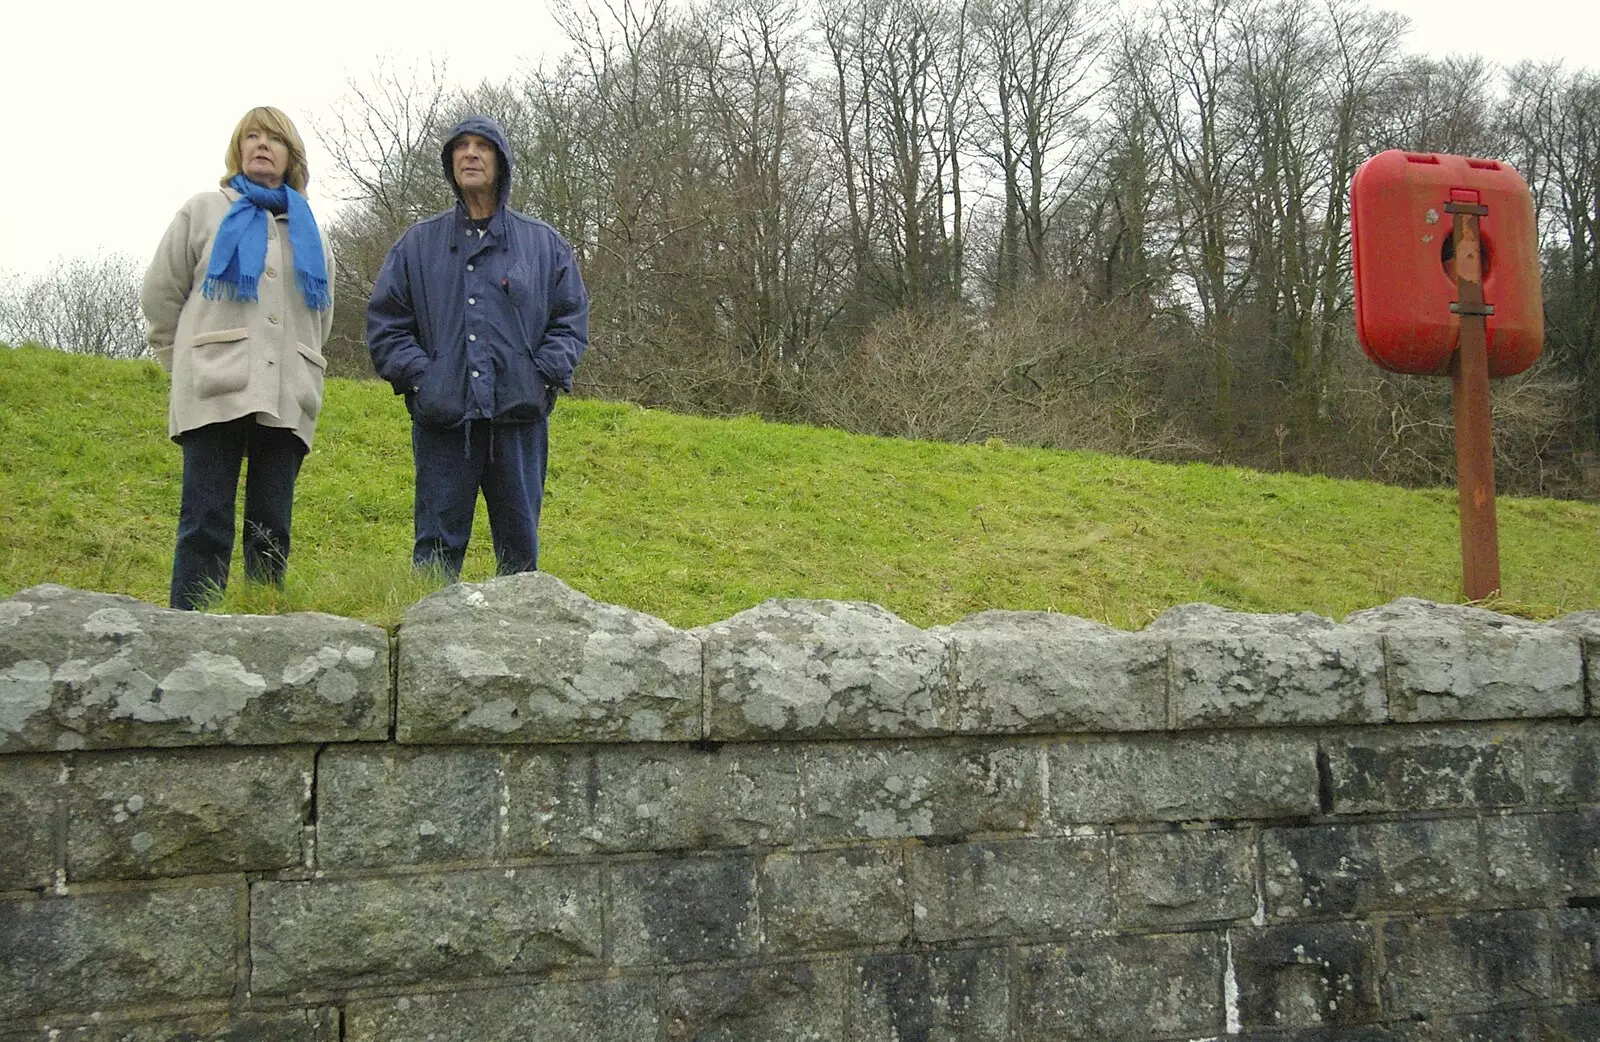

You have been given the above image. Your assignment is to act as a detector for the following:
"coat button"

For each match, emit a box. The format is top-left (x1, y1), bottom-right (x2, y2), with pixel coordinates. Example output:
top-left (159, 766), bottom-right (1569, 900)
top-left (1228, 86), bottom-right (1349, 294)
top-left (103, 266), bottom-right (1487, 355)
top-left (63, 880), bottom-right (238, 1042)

top-left (268, 315), bottom-right (279, 324)
top-left (472, 370), bottom-right (481, 378)
top-left (468, 334), bottom-right (477, 342)
top-left (265, 266), bottom-right (278, 279)
top-left (467, 264), bottom-right (474, 271)
top-left (468, 297), bottom-right (476, 305)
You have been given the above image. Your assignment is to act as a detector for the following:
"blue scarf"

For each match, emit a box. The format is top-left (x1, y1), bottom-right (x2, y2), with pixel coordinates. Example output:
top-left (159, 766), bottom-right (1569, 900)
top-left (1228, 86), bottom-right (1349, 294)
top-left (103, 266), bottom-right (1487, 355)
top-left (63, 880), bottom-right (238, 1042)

top-left (203, 174), bottom-right (330, 311)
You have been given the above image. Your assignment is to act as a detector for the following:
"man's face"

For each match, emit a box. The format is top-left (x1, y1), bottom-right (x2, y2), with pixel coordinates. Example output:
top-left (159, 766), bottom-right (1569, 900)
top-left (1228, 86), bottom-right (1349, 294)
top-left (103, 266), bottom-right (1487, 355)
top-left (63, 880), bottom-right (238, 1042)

top-left (452, 134), bottom-right (498, 195)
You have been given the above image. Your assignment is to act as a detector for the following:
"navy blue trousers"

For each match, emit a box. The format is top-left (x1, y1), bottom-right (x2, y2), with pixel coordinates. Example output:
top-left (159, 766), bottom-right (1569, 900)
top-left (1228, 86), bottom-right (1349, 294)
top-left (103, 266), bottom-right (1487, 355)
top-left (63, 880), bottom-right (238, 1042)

top-left (171, 418), bottom-right (306, 610)
top-left (412, 420), bottom-right (547, 579)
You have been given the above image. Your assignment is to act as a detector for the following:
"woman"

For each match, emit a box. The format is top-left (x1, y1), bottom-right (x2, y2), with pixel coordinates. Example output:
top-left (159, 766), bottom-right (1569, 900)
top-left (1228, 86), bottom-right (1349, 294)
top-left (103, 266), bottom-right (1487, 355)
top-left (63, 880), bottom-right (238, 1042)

top-left (142, 107), bottom-right (334, 610)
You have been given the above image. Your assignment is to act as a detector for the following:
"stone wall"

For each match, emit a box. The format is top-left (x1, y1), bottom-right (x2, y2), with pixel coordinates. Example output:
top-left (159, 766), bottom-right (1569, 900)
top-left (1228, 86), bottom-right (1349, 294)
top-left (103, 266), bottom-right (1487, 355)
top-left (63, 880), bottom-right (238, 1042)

top-left (1, 575), bottom-right (1597, 1041)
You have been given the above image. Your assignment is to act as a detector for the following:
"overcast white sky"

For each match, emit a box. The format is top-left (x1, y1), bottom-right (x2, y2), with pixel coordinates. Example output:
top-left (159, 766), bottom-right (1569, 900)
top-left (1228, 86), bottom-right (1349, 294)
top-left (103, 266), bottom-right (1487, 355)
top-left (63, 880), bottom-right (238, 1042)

top-left (0, 0), bottom-right (1594, 281)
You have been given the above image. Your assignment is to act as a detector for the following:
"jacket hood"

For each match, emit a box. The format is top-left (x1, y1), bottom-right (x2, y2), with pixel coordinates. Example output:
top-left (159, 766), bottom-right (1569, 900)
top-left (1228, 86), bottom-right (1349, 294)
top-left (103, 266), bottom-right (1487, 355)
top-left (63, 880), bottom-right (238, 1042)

top-left (441, 115), bottom-right (512, 212)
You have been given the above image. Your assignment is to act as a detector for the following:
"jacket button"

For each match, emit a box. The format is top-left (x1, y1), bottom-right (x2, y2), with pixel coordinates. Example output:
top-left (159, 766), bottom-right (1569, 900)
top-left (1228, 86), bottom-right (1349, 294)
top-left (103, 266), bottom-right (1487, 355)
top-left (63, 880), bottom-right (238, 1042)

top-left (467, 264), bottom-right (475, 271)
top-left (472, 370), bottom-right (481, 378)
top-left (265, 266), bottom-right (278, 279)
top-left (468, 334), bottom-right (477, 342)
top-left (268, 315), bottom-right (279, 324)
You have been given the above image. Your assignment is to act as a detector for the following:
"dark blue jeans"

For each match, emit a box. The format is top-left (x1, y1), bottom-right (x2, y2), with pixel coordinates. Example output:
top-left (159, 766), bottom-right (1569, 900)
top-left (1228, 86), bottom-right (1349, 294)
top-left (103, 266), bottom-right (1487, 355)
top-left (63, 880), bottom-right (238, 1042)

top-left (170, 418), bottom-right (306, 610)
top-left (412, 420), bottom-right (547, 580)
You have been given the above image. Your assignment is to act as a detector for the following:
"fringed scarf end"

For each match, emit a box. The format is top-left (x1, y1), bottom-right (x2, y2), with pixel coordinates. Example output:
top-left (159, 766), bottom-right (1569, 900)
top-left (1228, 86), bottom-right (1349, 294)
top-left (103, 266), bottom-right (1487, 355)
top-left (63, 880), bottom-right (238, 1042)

top-left (296, 272), bottom-right (332, 312)
top-left (201, 275), bottom-right (259, 304)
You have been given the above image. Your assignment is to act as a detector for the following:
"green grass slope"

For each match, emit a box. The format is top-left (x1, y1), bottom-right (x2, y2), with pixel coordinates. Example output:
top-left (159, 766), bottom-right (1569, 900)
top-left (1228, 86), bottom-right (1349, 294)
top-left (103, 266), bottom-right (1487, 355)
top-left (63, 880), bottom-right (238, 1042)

top-left (2, 345), bottom-right (1596, 629)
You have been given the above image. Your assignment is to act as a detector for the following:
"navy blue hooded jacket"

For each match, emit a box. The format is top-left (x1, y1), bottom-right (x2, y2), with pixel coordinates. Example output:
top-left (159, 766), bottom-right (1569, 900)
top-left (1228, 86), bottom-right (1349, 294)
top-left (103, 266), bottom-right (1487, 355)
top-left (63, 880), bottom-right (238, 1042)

top-left (366, 115), bottom-right (589, 428)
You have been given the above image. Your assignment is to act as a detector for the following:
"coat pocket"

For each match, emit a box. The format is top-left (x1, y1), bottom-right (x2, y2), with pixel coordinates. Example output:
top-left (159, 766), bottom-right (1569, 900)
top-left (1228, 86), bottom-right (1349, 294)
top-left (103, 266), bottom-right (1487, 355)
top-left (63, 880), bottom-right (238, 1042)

top-left (502, 343), bottom-right (552, 422)
top-left (504, 263), bottom-right (547, 336)
top-left (411, 358), bottom-right (467, 428)
top-left (187, 327), bottom-right (251, 399)
top-left (293, 341), bottom-right (327, 419)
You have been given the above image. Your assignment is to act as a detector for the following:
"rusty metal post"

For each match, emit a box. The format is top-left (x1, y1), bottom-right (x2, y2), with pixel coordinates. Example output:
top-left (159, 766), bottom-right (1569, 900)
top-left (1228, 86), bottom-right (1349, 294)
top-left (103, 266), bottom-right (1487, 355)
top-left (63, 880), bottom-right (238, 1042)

top-left (1443, 200), bottom-right (1501, 601)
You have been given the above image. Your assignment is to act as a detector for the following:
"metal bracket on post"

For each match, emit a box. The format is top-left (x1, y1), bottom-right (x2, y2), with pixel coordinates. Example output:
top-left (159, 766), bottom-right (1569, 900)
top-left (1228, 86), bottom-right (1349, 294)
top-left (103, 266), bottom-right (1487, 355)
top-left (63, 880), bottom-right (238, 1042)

top-left (1441, 199), bottom-right (1501, 601)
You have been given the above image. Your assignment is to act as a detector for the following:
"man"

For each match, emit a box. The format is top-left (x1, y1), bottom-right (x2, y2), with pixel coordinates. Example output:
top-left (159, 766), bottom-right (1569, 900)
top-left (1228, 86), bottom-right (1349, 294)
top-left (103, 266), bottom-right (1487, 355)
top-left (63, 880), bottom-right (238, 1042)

top-left (367, 115), bottom-right (588, 578)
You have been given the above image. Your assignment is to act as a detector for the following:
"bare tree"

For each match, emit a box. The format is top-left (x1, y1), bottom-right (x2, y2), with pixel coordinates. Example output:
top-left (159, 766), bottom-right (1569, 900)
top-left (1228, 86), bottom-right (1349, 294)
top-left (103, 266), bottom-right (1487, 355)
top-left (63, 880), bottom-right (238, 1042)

top-left (286, 0), bottom-right (1597, 495)
top-left (1069, 22), bottom-right (1171, 311)
top-left (820, 0), bottom-right (966, 310)
top-left (0, 254), bottom-right (146, 359)
top-left (970, 0), bottom-right (1106, 292)
top-left (1372, 52), bottom-right (1503, 156)
top-left (1127, 0), bottom-right (1252, 438)
top-left (317, 60), bottom-right (459, 230)
top-left (1502, 62), bottom-right (1600, 448)
top-left (1229, 0), bottom-right (1402, 442)
top-left (314, 61), bottom-right (460, 373)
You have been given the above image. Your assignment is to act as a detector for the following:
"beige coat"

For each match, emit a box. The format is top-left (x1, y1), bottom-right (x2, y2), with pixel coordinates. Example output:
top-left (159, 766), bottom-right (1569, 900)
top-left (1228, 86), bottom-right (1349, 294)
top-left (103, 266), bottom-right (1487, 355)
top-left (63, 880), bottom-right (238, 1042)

top-left (142, 188), bottom-right (335, 449)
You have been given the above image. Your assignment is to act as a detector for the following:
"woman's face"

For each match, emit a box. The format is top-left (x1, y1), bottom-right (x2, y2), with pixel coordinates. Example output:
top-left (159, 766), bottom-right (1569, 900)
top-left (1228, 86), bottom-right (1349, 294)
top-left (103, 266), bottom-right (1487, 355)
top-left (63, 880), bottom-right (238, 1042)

top-left (240, 127), bottom-right (290, 188)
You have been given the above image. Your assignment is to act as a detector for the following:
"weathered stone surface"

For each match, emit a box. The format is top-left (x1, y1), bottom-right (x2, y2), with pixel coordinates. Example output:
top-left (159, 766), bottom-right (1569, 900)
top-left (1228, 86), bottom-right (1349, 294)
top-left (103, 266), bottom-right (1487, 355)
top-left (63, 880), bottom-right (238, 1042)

top-left (800, 742), bottom-right (1039, 841)
top-left (250, 865), bottom-right (602, 993)
top-left (1483, 810), bottom-right (1600, 903)
top-left (1015, 931), bottom-right (1225, 1040)
top-left (700, 600), bottom-right (948, 740)
top-left (344, 980), bottom-right (659, 1042)
top-left (1418, 1006), bottom-right (1600, 1042)
top-left (66, 747), bottom-right (310, 881)
top-left (1415, 1008), bottom-right (1547, 1041)
top-left (1112, 827), bottom-right (1256, 928)
top-left (0, 1009), bottom-right (339, 1041)
top-left (0, 755), bottom-right (60, 891)
top-left (850, 948), bottom-right (1010, 1042)
top-left (1553, 909), bottom-right (1600, 1001)
top-left (662, 962), bottom-right (847, 1041)
top-left (1524, 720), bottom-right (1600, 804)
top-left (1149, 604), bottom-right (1386, 728)
top-left (1262, 819), bottom-right (1482, 920)
top-left (1322, 726), bottom-right (1526, 814)
top-left (1551, 609), bottom-right (1600, 714)
top-left (1380, 911), bottom-right (1552, 1017)
top-left (316, 745), bottom-right (501, 868)
top-left (759, 847), bottom-right (908, 953)
top-left (1047, 732), bottom-right (1319, 825)
top-left (610, 854), bottom-right (759, 966)
top-left (1232, 921), bottom-right (1380, 1031)
top-left (0, 585), bottom-right (389, 752)
top-left (929, 610), bottom-right (1165, 733)
top-left (0, 884), bottom-right (238, 1018)
top-left (396, 573), bottom-right (700, 744)
top-left (1348, 599), bottom-right (1584, 722)
top-left (1436, 1004), bottom-right (1600, 1042)
top-left (504, 743), bottom-right (800, 857)
top-left (908, 837), bottom-right (1108, 942)
top-left (1237, 1028), bottom-right (1417, 1042)
top-left (1543, 1002), bottom-right (1600, 1039)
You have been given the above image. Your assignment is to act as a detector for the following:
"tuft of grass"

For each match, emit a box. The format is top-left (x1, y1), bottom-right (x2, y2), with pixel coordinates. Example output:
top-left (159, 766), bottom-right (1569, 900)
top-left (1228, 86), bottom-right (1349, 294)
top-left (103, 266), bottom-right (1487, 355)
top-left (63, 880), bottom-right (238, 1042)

top-left (2, 344), bottom-right (1597, 629)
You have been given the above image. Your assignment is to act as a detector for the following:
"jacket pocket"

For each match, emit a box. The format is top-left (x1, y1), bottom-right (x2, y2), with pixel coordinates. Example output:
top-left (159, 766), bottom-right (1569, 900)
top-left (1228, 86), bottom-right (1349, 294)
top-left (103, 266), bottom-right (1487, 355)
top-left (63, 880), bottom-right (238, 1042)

top-left (293, 342), bottom-right (327, 419)
top-left (411, 358), bottom-right (467, 428)
top-left (504, 263), bottom-right (547, 338)
top-left (187, 327), bottom-right (251, 399)
top-left (488, 341), bottom-right (550, 423)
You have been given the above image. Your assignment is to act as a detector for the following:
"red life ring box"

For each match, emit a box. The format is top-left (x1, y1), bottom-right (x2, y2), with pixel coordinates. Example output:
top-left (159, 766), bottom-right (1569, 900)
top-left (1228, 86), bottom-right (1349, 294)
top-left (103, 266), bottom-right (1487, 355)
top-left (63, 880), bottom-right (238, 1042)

top-left (1351, 150), bottom-right (1542, 376)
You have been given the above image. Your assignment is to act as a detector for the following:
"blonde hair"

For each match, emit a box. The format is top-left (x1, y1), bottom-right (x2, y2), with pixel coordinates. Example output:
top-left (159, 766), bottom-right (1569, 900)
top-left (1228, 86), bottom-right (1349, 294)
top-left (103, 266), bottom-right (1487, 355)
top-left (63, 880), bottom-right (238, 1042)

top-left (221, 106), bottom-right (310, 194)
